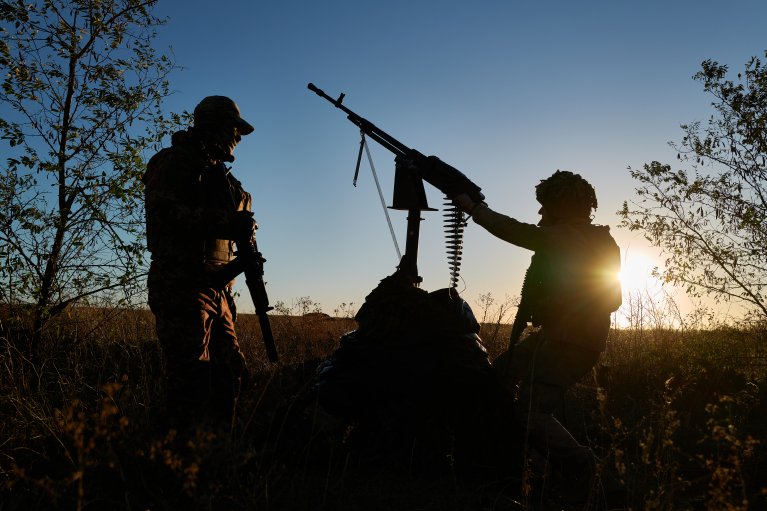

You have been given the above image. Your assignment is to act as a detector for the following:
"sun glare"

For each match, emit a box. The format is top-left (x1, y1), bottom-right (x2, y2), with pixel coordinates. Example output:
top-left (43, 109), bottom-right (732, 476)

top-left (619, 252), bottom-right (663, 295)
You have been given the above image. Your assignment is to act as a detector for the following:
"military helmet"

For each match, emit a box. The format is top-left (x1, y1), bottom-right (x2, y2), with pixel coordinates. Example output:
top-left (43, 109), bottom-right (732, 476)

top-left (193, 96), bottom-right (254, 135)
top-left (535, 170), bottom-right (597, 218)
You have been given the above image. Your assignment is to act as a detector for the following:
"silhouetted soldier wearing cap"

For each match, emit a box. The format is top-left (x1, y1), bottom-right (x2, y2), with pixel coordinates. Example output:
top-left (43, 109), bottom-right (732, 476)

top-left (143, 96), bottom-right (257, 427)
top-left (454, 171), bottom-right (622, 504)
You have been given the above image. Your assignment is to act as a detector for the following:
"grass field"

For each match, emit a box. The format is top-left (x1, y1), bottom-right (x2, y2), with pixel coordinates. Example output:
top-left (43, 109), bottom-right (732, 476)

top-left (1, 299), bottom-right (765, 510)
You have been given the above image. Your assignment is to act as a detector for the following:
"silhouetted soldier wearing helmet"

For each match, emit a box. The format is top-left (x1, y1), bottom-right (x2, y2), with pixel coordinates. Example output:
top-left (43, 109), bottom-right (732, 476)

top-left (143, 96), bottom-right (257, 427)
top-left (454, 171), bottom-right (622, 503)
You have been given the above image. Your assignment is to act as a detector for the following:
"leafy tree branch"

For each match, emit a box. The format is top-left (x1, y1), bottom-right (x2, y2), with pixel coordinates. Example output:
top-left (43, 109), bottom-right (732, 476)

top-left (0, 0), bottom-right (187, 355)
top-left (620, 52), bottom-right (767, 319)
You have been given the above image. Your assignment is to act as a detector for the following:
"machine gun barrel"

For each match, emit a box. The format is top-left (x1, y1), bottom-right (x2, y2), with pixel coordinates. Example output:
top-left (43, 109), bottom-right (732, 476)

top-left (307, 83), bottom-right (420, 159)
top-left (307, 83), bottom-right (484, 203)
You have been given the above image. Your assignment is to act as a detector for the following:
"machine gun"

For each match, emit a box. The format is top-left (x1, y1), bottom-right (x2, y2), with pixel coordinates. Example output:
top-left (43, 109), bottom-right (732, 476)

top-left (307, 83), bottom-right (484, 286)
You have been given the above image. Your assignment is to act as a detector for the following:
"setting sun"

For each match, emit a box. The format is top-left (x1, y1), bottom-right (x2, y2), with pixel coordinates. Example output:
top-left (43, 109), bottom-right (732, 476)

top-left (619, 252), bottom-right (663, 295)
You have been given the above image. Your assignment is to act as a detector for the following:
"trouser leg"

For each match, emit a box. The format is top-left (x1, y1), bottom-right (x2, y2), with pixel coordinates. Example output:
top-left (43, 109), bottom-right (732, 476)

top-left (153, 308), bottom-right (211, 426)
top-left (204, 288), bottom-right (247, 422)
top-left (516, 381), bottom-right (591, 460)
top-left (509, 333), bottom-right (600, 464)
top-left (150, 284), bottom-right (248, 427)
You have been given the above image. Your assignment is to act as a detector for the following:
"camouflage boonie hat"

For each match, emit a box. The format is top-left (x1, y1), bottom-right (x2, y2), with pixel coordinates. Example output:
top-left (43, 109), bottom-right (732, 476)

top-left (193, 96), bottom-right (254, 135)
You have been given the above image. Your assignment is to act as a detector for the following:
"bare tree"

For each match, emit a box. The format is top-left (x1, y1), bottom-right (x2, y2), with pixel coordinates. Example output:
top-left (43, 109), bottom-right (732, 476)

top-left (620, 52), bottom-right (767, 319)
top-left (0, 0), bottom-right (184, 354)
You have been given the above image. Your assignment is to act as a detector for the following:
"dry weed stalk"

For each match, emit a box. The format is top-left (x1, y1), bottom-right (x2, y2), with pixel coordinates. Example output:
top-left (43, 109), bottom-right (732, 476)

top-left (0, 298), bottom-right (765, 510)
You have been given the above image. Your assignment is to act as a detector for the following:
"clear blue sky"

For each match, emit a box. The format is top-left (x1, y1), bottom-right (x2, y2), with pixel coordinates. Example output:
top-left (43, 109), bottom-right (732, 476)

top-left (151, 0), bottom-right (766, 320)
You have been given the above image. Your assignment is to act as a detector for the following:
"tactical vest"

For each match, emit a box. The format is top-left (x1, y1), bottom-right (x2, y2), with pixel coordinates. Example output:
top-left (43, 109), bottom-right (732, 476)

top-left (512, 224), bottom-right (621, 350)
top-left (199, 163), bottom-right (244, 266)
top-left (144, 134), bottom-right (252, 268)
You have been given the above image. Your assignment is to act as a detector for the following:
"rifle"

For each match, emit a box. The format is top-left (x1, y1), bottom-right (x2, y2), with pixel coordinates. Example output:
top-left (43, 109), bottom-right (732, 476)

top-left (307, 83), bottom-right (484, 284)
top-left (212, 168), bottom-right (279, 363)
top-left (237, 228), bottom-right (278, 363)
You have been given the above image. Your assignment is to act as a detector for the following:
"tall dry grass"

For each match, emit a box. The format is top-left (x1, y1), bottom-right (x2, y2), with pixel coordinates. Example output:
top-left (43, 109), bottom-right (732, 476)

top-left (0, 294), bottom-right (765, 510)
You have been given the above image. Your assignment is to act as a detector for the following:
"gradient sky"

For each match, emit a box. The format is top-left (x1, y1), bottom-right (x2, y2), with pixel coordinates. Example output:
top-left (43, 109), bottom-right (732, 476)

top-left (150, 0), bottom-right (766, 321)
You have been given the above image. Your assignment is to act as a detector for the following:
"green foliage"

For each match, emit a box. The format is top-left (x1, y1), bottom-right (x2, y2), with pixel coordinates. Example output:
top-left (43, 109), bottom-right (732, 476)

top-left (620, 52), bottom-right (767, 318)
top-left (0, 0), bottom-right (186, 346)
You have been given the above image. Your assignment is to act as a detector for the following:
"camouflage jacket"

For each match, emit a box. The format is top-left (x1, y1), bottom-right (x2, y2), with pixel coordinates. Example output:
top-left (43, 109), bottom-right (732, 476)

top-left (472, 204), bottom-right (621, 351)
top-left (143, 129), bottom-right (252, 276)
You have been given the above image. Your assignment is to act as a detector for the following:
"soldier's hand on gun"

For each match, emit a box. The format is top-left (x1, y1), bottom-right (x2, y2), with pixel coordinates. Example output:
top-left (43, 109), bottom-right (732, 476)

top-left (231, 210), bottom-right (257, 240)
top-left (400, 153), bottom-right (486, 203)
top-left (452, 193), bottom-right (478, 214)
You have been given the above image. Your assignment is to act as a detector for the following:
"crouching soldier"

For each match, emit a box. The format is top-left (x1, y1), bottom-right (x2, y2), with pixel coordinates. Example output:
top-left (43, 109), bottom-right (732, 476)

top-left (143, 96), bottom-right (258, 427)
top-left (454, 170), bottom-right (622, 503)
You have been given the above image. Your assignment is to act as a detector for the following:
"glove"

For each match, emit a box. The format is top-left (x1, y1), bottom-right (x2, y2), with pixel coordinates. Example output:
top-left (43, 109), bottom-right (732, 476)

top-left (453, 193), bottom-right (480, 214)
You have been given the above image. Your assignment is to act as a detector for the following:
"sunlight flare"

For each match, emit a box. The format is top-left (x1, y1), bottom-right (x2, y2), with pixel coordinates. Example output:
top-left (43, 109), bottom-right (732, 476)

top-left (619, 251), bottom-right (663, 295)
